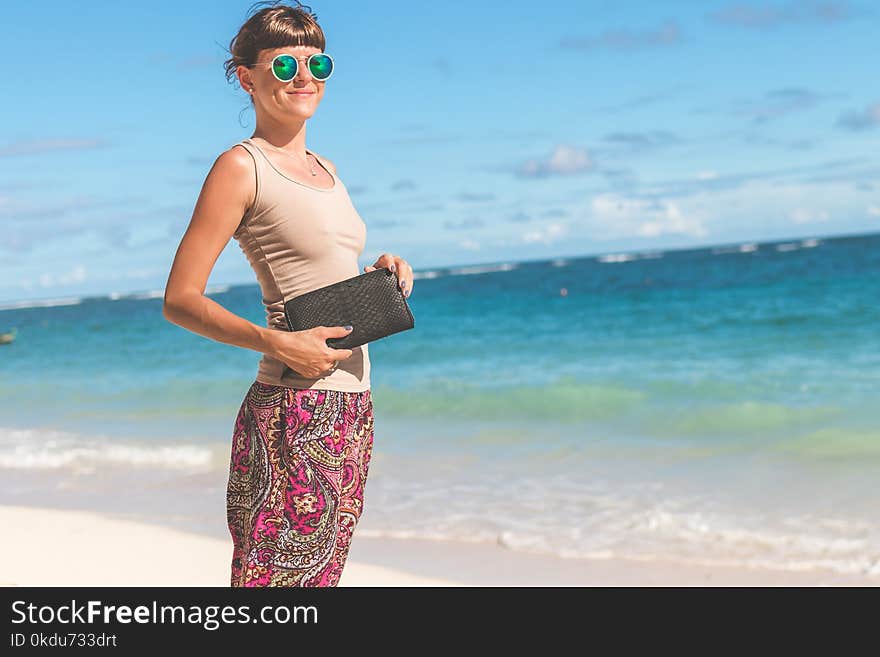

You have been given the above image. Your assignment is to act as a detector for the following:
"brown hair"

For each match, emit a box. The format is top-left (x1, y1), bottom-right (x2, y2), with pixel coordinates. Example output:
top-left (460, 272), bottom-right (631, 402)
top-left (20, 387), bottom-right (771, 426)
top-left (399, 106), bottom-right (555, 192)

top-left (223, 0), bottom-right (327, 99)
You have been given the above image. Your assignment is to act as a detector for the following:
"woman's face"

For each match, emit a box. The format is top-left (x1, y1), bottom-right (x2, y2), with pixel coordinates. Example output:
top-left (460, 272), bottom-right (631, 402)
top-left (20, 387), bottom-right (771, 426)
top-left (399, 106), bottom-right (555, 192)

top-left (241, 45), bottom-right (327, 120)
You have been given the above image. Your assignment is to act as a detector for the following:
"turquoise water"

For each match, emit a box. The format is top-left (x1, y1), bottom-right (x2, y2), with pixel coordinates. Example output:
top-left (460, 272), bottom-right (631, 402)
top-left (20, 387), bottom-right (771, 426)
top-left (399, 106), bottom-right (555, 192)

top-left (2, 232), bottom-right (879, 575)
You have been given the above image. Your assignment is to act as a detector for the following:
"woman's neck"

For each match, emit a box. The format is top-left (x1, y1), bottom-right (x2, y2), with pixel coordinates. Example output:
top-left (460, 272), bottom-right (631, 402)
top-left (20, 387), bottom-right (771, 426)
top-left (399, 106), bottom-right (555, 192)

top-left (250, 120), bottom-right (307, 152)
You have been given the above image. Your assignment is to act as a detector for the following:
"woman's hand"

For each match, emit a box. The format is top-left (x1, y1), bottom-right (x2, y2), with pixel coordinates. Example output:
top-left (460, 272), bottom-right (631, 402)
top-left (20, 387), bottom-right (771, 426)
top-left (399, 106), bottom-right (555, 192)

top-left (364, 253), bottom-right (414, 298)
top-left (265, 326), bottom-right (355, 378)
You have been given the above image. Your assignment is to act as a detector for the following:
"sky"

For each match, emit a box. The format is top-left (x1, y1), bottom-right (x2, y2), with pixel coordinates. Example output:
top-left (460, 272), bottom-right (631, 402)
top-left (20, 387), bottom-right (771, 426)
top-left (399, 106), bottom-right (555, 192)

top-left (1, 0), bottom-right (878, 303)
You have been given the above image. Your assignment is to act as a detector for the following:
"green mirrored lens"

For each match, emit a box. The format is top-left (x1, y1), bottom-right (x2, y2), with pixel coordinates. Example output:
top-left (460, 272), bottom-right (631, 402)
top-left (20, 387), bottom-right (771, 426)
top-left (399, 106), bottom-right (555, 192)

top-left (309, 54), bottom-right (333, 80)
top-left (272, 55), bottom-right (297, 81)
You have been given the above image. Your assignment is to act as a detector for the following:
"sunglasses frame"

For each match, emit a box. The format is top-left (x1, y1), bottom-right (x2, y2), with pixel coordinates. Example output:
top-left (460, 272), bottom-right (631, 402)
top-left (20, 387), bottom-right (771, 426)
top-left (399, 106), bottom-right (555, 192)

top-left (251, 52), bottom-right (334, 83)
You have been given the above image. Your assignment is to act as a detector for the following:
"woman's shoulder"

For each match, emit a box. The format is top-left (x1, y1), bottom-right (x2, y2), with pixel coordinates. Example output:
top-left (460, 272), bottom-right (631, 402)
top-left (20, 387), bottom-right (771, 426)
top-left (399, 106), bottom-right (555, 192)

top-left (207, 143), bottom-right (260, 191)
top-left (199, 144), bottom-right (259, 221)
top-left (191, 142), bottom-right (257, 179)
top-left (223, 141), bottom-right (258, 168)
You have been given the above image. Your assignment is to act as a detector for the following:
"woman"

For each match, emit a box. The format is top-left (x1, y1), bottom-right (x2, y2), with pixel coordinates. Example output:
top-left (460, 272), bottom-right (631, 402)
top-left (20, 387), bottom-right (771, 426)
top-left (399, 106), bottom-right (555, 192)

top-left (162, 0), bottom-right (414, 587)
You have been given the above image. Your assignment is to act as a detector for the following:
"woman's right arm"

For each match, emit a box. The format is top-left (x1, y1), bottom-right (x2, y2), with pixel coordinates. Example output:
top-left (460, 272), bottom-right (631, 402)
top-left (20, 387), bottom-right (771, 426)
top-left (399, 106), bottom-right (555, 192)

top-left (162, 146), bottom-right (278, 357)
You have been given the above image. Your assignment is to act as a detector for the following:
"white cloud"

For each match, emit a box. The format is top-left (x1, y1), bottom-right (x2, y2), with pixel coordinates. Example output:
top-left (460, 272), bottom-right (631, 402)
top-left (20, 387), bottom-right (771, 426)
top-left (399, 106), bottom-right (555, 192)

top-left (522, 222), bottom-right (567, 245)
top-left (37, 265), bottom-right (88, 288)
top-left (588, 194), bottom-right (707, 238)
top-left (790, 208), bottom-right (830, 224)
top-left (557, 171), bottom-right (864, 245)
top-left (58, 265), bottom-right (88, 285)
top-left (458, 238), bottom-right (480, 251)
top-left (696, 170), bottom-right (718, 180)
top-left (869, 205), bottom-right (880, 217)
top-left (518, 144), bottom-right (593, 177)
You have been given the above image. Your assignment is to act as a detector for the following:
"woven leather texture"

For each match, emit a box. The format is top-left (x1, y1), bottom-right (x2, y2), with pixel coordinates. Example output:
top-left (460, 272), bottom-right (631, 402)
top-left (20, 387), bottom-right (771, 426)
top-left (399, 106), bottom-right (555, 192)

top-left (283, 267), bottom-right (415, 350)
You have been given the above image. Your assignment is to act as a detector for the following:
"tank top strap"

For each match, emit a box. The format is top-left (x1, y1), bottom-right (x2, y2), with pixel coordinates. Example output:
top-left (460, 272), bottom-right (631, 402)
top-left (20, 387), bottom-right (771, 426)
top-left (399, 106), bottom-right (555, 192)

top-left (234, 139), bottom-right (264, 224)
top-left (236, 138), bottom-right (261, 168)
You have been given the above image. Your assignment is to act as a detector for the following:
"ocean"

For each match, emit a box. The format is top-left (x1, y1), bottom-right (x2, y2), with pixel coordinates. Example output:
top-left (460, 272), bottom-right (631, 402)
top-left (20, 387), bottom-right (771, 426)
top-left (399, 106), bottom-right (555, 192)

top-left (2, 230), bottom-right (879, 577)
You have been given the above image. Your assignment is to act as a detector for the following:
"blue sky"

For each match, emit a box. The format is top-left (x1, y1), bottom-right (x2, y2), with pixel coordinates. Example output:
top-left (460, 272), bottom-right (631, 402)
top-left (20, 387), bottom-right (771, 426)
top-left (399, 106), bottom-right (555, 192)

top-left (1, 0), bottom-right (878, 303)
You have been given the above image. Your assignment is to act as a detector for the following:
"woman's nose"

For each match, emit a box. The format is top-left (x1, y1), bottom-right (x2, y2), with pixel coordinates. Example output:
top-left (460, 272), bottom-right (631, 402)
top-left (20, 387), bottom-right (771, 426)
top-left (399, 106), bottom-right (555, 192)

top-left (295, 62), bottom-right (314, 83)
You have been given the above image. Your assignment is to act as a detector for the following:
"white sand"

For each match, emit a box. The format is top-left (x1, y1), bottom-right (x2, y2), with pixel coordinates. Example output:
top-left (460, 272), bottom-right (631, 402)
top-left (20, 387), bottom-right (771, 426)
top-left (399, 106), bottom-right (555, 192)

top-left (0, 505), bottom-right (455, 587)
top-left (1, 504), bottom-right (876, 587)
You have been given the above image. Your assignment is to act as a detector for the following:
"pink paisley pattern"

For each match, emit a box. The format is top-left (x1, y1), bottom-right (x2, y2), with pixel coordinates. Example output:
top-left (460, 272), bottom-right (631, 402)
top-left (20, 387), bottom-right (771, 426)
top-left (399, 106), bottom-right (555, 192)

top-left (226, 381), bottom-right (374, 587)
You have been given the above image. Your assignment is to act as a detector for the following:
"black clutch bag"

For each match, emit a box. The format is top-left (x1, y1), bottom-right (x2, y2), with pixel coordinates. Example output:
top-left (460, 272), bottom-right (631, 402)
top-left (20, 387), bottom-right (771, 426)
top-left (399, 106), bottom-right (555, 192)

top-left (282, 267), bottom-right (415, 352)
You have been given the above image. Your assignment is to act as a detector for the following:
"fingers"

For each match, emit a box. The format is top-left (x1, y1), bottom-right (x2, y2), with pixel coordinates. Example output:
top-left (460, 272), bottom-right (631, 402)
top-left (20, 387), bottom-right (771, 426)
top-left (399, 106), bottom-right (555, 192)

top-left (365, 254), bottom-right (415, 298)
top-left (391, 256), bottom-right (414, 298)
top-left (321, 324), bottom-right (354, 337)
top-left (317, 325), bottom-right (354, 360)
top-left (376, 253), bottom-right (396, 271)
top-left (364, 253), bottom-right (396, 274)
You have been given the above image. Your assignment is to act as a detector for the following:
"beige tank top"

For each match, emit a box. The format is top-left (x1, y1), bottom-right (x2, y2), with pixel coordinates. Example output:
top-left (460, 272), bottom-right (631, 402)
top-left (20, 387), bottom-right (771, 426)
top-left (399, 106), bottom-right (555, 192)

top-left (231, 137), bottom-right (370, 392)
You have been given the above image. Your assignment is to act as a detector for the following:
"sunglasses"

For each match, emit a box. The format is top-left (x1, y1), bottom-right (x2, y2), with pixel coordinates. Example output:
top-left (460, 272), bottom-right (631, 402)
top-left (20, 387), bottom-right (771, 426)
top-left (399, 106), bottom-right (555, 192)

top-left (251, 53), bottom-right (334, 83)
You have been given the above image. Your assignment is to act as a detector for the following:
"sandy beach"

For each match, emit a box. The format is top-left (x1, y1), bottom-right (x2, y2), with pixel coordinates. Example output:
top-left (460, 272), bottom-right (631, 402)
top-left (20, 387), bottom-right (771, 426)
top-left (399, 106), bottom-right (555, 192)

top-left (1, 504), bottom-right (877, 587)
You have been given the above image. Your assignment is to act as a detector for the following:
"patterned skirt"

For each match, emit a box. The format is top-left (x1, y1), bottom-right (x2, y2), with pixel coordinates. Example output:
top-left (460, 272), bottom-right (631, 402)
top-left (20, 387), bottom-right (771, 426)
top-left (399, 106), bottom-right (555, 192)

top-left (225, 381), bottom-right (374, 587)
